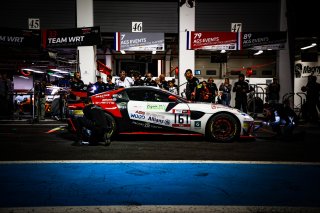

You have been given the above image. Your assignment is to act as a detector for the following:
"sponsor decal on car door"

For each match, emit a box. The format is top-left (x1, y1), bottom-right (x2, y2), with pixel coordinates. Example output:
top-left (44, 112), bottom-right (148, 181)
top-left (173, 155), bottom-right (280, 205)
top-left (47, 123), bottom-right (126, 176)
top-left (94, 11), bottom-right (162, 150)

top-left (127, 101), bottom-right (170, 127)
top-left (127, 101), bottom-right (190, 130)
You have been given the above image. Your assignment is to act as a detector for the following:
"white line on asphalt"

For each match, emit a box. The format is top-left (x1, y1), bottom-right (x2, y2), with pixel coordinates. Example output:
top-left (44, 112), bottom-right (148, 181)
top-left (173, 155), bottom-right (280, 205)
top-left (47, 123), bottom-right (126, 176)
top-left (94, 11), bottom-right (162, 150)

top-left (0, 160), bottom-right (320, 165)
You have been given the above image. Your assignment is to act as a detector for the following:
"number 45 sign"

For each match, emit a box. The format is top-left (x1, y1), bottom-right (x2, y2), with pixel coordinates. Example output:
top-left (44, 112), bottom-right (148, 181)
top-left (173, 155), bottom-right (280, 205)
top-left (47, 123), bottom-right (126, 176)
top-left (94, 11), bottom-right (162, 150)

top-left (231, 23), bottom-right (242, 32)
top-left (28, 18), bottom-right (40, 29)
top-left (132, 22), bottom-right (142, 32)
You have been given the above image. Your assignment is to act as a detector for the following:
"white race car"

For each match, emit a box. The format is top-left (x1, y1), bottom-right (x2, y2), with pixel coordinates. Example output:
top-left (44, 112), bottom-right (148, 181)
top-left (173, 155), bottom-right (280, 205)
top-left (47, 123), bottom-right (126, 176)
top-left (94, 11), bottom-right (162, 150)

top-left (67, 86), bottom-right (255, 143)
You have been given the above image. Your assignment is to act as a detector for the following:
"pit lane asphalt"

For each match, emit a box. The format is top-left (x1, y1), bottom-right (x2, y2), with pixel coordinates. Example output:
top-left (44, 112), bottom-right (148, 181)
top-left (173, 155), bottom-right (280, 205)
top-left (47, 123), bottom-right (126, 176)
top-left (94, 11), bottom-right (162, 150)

top-left (0, 119), bottom-right (319, 161)
top-left (1, 119), bottom-right (320, 213)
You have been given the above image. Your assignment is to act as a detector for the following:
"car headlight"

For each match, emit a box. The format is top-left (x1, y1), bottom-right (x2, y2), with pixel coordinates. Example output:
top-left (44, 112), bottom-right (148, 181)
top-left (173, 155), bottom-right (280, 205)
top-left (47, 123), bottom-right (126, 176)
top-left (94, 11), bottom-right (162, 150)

top-left (68, 109), bottom-right (83, 116)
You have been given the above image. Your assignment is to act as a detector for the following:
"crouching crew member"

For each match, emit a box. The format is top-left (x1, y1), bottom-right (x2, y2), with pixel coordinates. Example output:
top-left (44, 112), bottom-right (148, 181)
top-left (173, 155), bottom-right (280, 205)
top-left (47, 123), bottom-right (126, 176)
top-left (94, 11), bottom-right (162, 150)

top-left (75, 97), bottom-right (111, 146)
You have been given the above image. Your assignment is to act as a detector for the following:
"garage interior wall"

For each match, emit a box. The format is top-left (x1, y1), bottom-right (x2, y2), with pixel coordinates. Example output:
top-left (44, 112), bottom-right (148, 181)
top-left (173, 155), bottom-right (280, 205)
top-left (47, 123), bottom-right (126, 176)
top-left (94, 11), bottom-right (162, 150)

top-left (0, 0), bottom-right (76, 29)
top-left (196, 0), bottom-right (280, 32)
top-left (94, 0), bottom-right (178, 33)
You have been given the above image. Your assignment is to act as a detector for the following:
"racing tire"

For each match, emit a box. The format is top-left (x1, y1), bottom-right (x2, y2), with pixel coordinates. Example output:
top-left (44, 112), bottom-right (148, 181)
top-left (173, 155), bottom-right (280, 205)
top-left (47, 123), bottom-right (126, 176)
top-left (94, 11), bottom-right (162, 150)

top-left (104, 113), bottom-right (117, 143)
top-left (206, 113), bottom-right (241, 143)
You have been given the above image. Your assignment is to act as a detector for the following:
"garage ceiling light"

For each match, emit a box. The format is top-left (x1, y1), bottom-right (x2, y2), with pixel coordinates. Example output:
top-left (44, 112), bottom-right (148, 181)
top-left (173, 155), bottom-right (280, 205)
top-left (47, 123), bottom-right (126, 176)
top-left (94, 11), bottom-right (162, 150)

top-left (22, 68), bottom-right (44, 73)
top-left (254, 50), bottom-right (263, 55)
top-left (301, 43), bottom-right (317, 50)
top-left (50, 68), bottom-right (69, 74)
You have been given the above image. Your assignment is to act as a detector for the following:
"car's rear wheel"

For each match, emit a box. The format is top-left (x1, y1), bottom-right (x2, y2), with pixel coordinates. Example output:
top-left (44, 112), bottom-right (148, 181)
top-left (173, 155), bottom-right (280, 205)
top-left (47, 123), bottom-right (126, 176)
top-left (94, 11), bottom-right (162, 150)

top-left (104, 113), bottom-right (117, 144)
top-left (206, 113), bottom-right (240, 143)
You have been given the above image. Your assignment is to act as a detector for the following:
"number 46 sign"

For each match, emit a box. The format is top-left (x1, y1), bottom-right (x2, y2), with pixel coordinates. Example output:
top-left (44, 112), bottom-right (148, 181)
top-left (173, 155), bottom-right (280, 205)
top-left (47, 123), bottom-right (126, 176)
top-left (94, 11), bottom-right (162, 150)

top-left (132, 22), bottom-right (142, 32)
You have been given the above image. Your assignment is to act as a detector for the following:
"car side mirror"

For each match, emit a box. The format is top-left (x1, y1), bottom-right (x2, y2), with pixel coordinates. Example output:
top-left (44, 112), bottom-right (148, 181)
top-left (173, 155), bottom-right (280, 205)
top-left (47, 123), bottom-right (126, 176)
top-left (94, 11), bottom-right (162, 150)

top-left (168, 95), bottom-right (177, 102)
top-left (112, 94), bottom-right (128, 102)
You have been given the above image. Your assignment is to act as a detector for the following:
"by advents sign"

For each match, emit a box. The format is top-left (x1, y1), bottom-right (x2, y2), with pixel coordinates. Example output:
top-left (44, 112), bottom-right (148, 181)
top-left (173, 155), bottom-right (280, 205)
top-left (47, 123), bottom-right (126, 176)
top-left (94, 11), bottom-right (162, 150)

top-left (187, 31), bottom-right (241, 50)
top-left (114, 32), bottom-right (164, 51)
top-left (240, 32), bottom-right (287, 50)
top-left (42, 26), bottom-right (101, 48)
top-left (0, 28), bottom-right (41, 47)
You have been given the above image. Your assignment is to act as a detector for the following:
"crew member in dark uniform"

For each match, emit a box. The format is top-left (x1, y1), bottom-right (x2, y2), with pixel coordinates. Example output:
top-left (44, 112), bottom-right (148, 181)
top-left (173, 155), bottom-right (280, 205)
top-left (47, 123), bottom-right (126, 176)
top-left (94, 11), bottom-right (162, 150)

top-left (106, 75), bottom-right (115, 90)
top-left (75, 97), bottom-right (111, 146)
top-left (34, 78), bottom-right (47, 120)
top-left (233, 73), bottom-right (250, 113)
top-left (266, 77), bottom-right (280, 105)
top-left (93, 76), bottom-right (107, 94)
top-left (143, 73), bottom-right (157, 87)
top-left (69, 71), bottom-right (85, 100)
top-left (185, 69), bottom-right (199, 101)
top-left (70, 71), bottom-right (84, 91)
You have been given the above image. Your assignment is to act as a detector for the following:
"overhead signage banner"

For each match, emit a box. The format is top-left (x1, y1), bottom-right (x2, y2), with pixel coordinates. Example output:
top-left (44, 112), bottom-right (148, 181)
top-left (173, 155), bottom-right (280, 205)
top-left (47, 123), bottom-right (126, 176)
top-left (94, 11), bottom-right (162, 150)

top-left (187, 31), bottom-right (241, 50)
top-left (187, 31), bottom-right (287, 51)
top-left (42, 26), bottom-right (101, 48)
top-left (0, 28), bottom-right (41, 47)
top-left (114, 32), bottom-right (165, 51)
top-left (241, 32), bottom-right (287, 50)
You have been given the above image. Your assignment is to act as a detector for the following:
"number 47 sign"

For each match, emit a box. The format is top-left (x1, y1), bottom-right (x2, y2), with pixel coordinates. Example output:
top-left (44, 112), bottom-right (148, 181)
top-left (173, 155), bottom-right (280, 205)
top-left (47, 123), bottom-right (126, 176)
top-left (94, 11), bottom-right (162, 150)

top-left (231, 23), bottom-right (242, 32)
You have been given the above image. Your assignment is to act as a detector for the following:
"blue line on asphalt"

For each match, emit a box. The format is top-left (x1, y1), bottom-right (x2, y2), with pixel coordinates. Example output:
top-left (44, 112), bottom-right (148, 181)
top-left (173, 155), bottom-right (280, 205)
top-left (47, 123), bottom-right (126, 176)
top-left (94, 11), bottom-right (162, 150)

top-left (1, 162), bottom-right (320, 207)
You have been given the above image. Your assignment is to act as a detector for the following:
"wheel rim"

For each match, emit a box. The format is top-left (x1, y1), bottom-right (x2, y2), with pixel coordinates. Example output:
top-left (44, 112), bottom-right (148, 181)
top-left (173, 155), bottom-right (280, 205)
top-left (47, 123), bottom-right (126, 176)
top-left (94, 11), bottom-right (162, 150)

top-left (211, 117), bottom-right (236, 141)
top-left (105, 119), bottom-right (116, 138)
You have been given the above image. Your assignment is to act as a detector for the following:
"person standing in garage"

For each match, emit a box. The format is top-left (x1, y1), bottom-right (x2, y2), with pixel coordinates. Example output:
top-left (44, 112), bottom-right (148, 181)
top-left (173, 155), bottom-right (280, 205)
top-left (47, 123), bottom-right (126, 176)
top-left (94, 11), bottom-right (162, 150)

top-left (115, 70), bottom-right (134, 88)
top-left (34, 78), bottom-right (47, 120)
top-left (266, 77), bottom-right (280, 105)
top-left (219, 77), bottom-right (232, 106)
top-left (70, 71), bottom-right (84, 91)
top-left (93, 76), bottom-right (107, 94)
top-left (233, 73), bottom-right (250, 113)
top-left (184, 69), bottom-right (199, 101)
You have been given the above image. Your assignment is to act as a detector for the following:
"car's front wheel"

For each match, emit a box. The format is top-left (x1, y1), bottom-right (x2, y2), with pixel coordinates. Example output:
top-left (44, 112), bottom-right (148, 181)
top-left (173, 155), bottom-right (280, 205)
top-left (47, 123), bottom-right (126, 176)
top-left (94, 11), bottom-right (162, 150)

top-left (104, 113), bottom-right (117, 143)
top-left (206, 113), bottom-right (240, 143)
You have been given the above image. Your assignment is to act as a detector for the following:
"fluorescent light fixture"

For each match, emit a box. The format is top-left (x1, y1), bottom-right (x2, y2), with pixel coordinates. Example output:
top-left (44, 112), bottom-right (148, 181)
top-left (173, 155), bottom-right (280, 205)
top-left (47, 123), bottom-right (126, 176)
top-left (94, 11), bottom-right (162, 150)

top-left (120, 50), bottom-right (126, 54)
top-left (152, 50), bottom-right (157, 54)
top-left (301, 43), bottom-right (317, 50)
top-left (67, 60), bottom-right (78, 64)
top-left (23, 68), bottom-right (44, 73)
top-left (19, 76), bottom-right (29, 79)
top-left (50, 69), bottom-right (69, 74)
top-left (22, 68), bottom-right (35, 72)
top-left (254, 50), bottom-right (263, 55)
top-left (32, 70), bottom-right (45, 74)
top-left (51, 74), bottom-right (64, 78)
top-left (220, 49), bottom-right (226, 53)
